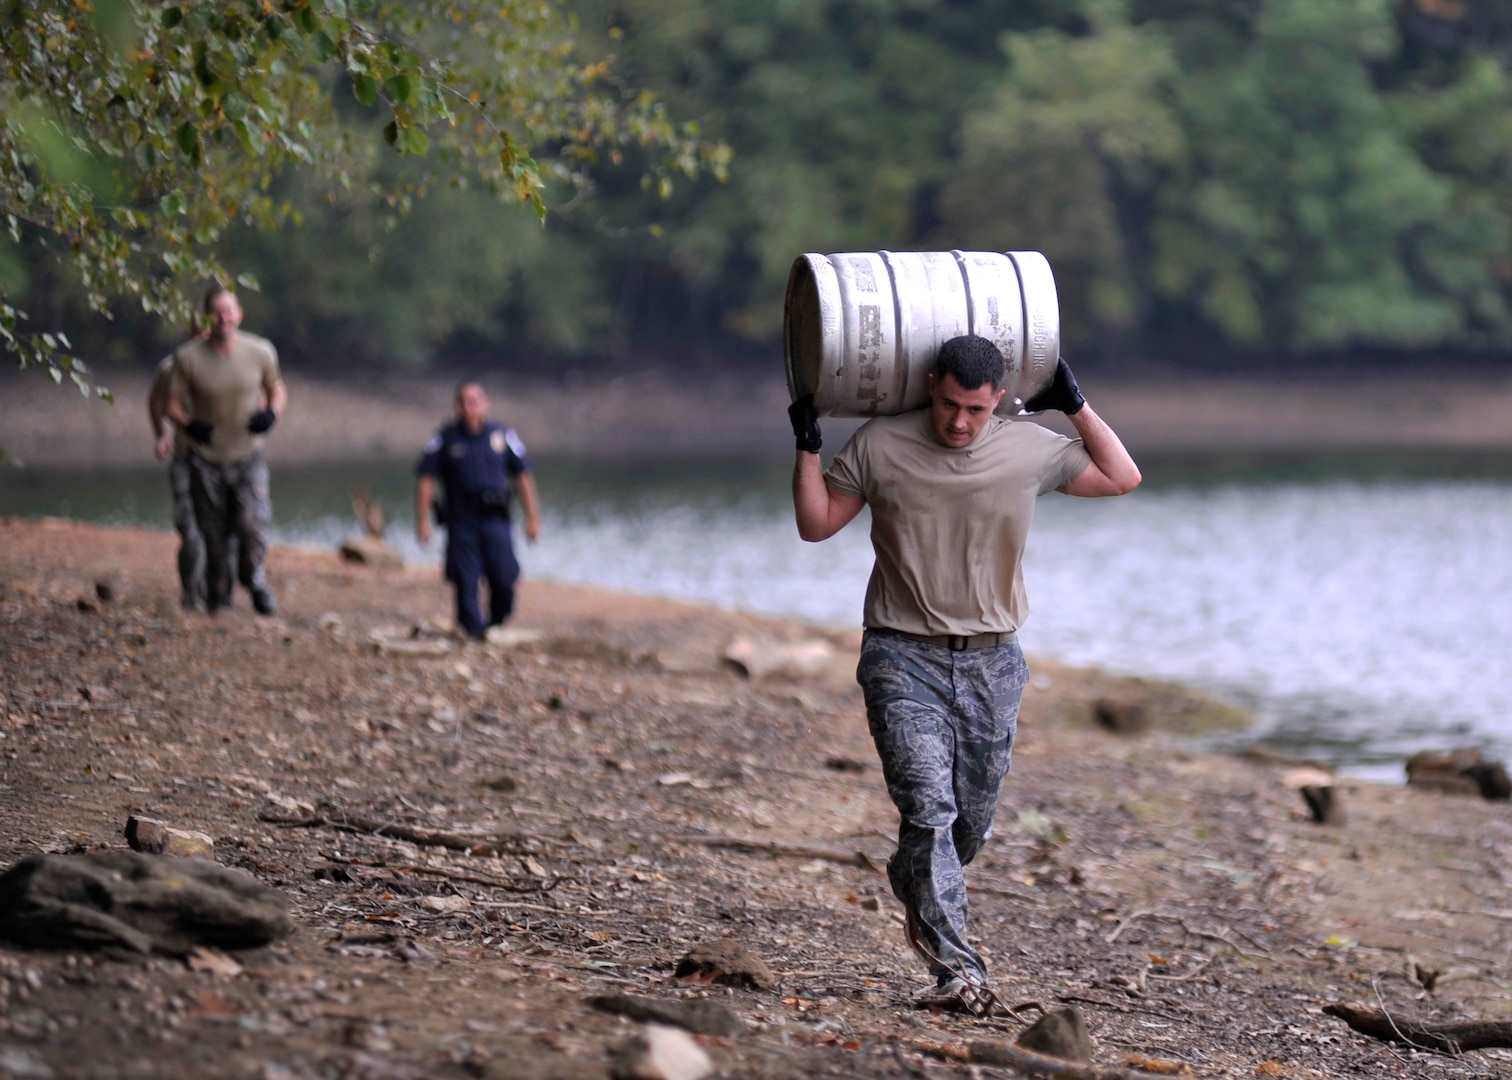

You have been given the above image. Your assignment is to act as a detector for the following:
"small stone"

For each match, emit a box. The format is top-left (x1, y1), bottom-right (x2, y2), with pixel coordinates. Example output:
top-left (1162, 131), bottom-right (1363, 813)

top-left (609, 1024), bottom-right (712, 1080)
top-left (482, 773), bottom-right (518, 793)
top-left (1015, 1006), bottom-right (1093, 1062)
top-left (418, 895), bottom-right (470, 914)
top-left (1093, 698), bottom-right (1147, 735)
top-left (674, 938), bottom-right (775, 990)
top-left (124, 816), bottom-right (215, 860)
top-left (94, 581), bottom-right (114, 603)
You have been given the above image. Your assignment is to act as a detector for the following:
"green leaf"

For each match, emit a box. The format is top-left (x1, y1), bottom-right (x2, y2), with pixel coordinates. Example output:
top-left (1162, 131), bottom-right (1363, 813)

top-left (352, 74), bottom-right (378, 107)
top-left (161, 7), bottom-right (183, 29)
top-left (400, 126), bottom-right (429, 156)
top-left (175, 122), bottom-right (200, 163)
top-left (294, 6), bottom-right (319, 35)
top-left (235, 272), bottom-right (261, 291)
top-left (385, 74), bottom-right (414, 106)
top-left (382, 120), bottom-right (398, 147)
top-left (312, 31), bottom-right (338, 62)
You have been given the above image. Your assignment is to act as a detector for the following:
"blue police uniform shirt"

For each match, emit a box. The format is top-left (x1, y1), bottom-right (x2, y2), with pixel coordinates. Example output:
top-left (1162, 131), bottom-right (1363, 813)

top-left (416, 420), bottom-right (530, 517)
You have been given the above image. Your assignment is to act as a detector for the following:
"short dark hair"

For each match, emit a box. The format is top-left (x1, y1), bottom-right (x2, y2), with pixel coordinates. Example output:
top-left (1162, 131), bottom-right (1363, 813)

top-left (454, 378), bottom-right (487, 402)
top-left (934, 334), bottom-right (1005, 391)
top-left (202, 283), bottom-right (234, 312)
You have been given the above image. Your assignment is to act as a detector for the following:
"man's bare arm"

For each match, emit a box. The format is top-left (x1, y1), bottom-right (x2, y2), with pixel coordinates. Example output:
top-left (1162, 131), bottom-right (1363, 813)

top-left (514, 472), bottom-right (541, 543)
top-left (266, 378), bottom-right (288, 418)
top-left (793, 451), bottom-right (865, 541)
top-left (1062, 403), bottom-right (1141, 498)
top-left (416, 475), bottom-right (435, 545)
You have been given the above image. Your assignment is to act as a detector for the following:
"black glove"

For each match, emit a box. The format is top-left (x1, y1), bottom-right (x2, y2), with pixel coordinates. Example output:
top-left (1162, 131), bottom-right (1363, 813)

top-left (247, 408), bottom-right (278, 434)
top-left (1023, 357), bottom-right (1086, 415)
top-left (185, 419), bottom-right (214, 444)
top-left (787, 394), bottom-right (822, 454)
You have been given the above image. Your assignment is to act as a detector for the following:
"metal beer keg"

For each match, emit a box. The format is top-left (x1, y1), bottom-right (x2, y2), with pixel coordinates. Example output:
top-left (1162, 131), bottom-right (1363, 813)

top-left (783, 250), bottom-right (1060, 417)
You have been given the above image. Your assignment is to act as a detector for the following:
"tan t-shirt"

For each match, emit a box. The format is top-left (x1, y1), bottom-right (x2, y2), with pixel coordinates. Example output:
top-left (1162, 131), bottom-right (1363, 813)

top-left (147, 355), bottom-right (188, 460)
top-left (825, 409), bottom-right (1091, 637)
top-left (169, 332), bottom-right (280, 464)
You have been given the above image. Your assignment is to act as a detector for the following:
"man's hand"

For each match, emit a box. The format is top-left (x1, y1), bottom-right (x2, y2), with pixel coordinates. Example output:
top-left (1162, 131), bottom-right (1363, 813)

top-left (1023, 357), bottom-right (1086, 415)
top-left (154, 433), bottom-right (174, 461)
top-left (787, 393), bottom-right (823, 454)
top-left (185, 419), bottom-right (214, 445)
top-left (247, 408), bottom-right (278, 434)
top-left (417, 519), bottom-right (432, 546)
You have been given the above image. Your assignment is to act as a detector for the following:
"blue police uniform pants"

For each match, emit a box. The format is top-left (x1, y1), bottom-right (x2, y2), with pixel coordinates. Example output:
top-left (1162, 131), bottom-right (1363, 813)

top-left (856, 629), bottom-right (1028, 989)
top-left (446, 515), bottom-right (519, 639)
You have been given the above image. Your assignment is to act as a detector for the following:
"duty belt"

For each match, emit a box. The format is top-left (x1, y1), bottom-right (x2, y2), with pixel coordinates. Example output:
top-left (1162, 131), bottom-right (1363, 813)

top-left (887, 629), bottom-right (1015, 651)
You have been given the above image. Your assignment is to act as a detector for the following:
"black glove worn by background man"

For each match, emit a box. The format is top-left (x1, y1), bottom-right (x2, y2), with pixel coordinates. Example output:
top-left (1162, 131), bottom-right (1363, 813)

top-left (1023, 357), bottom-right (1086, 415)
top-left (247, 408), bottom-right (278, 434)
top-left (185, 420), bottom-right (214, 445)
top-left (787, 394), bottom-right (822, 454)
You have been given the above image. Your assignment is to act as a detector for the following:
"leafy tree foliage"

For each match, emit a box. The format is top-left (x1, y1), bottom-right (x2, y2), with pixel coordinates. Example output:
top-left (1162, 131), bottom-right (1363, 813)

top-left (8, 0), bottom-right (1512, 384)
top-left (0, 0), bottom-right (725, 392)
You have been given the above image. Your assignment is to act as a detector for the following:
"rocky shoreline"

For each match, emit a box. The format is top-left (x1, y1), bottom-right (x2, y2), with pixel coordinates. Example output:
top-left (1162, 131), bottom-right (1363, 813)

top-left (0, 517), bottom-right (1510, 1078)
top-left (5, 366), bottom-right (1512, 468)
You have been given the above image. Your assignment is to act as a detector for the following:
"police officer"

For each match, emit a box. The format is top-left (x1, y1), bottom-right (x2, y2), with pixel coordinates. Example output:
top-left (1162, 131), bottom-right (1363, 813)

top-left (415, 380), bottom-right (541, 640)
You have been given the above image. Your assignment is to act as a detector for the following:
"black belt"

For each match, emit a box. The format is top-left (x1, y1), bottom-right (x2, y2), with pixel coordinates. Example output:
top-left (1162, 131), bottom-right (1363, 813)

top-left (885, 629), bottom-right (1015, 651)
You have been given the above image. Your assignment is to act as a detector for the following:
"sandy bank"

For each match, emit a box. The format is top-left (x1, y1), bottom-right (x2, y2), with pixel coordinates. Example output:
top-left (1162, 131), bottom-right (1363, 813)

top-left (1, 518), bottom-right (1510, 1078)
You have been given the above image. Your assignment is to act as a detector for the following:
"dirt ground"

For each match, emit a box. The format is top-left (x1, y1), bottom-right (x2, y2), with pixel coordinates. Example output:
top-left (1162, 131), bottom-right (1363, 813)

top-left (1, 518), bottom-right (1510, 1079)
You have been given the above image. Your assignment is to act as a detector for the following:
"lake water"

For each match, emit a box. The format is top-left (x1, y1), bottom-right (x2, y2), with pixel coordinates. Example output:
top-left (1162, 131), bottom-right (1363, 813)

top-left (3, 450), bottom-right (1510, 782)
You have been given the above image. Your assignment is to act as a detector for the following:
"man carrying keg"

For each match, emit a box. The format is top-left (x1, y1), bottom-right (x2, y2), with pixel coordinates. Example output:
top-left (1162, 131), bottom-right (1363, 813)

top-left (790, 335), bottom-right (1140, 1014)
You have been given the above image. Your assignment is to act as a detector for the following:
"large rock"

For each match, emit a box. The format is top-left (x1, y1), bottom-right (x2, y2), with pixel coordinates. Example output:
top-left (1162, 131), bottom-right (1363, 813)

top-left (722, 636), bottom-right (833, 680)
top-left (338, 536), bottom-right (405, 568)
top-left (0, 851), bottom-right (293, 955)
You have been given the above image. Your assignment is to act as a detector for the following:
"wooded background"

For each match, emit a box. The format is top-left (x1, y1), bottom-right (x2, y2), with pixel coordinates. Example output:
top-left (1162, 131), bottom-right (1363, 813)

top-left (6, 0), bottom-right (1511, 380)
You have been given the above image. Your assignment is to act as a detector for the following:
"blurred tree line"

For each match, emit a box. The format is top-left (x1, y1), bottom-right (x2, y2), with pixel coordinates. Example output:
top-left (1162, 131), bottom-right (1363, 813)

top-left (7, 0), bottom-right (1511, 379)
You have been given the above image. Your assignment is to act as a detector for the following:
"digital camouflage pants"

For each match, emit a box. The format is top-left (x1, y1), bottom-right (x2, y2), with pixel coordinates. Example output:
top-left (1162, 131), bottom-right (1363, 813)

top-left (168, 457), bottom-right (206, 611)
top-left (187, 450), bottom-right (271, 611)
top-left (856, 629), bottom-right (1028, 988)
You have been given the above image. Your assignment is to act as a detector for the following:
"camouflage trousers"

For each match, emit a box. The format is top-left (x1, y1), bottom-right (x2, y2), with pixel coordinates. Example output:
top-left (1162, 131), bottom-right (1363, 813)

top-left (168, 457), bottom-right (206, 611)
top-left (857, 629), bottom-right (1029, 987)
top-left (187, 450), bottom-right (271, 611)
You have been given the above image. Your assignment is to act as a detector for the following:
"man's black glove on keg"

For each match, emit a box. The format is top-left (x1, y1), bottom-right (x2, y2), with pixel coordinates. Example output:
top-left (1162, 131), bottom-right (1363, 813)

top-left (788, 394), bottom-right (823, 453)
top-left (185, 420), bottom-right (214, 444)
top-left (1023, 357), bottom-right (1086, 415)
top-left (247, 408), bottom-right (278, 434)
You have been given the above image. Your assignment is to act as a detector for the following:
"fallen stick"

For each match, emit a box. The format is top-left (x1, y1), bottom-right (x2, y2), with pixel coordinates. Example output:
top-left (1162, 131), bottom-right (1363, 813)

top-left (914, 1037), bottom-right (1200, 1078)
top-left (1324, 1002), bottom-right (1512, 1052)
top-left (258, 810), bottom-right (534, 856)
top-left (662, 833), bottom-right (886, 871)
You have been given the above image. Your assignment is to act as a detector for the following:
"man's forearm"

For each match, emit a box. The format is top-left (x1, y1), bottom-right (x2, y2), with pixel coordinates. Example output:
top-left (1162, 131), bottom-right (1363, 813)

top-left (416, 477), bottom-right (434, 532)
top-left (515, 474), bottom-right (541, 528)
top-left (1069, 404), bottom-right (1141, 493)
top-left (164, 393), bottom-right (190, 427)
top-left (793, 452), bottom-right (830, 540)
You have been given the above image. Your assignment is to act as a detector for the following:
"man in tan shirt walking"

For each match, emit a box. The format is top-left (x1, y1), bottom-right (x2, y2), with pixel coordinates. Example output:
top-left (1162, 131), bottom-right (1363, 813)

top-left (791, 334), bottom-right (1140, 1013)
top-left (166, 286), bottom-right (287, 616)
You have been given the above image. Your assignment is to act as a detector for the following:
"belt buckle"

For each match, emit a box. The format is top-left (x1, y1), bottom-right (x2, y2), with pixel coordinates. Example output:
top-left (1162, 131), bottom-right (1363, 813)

top-left (947, 634), bottom-right (968, 651)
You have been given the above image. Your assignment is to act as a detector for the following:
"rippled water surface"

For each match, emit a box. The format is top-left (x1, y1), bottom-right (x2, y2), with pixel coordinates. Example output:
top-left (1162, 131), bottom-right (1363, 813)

top-left (4, 450), bottom-right (1510, 780)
